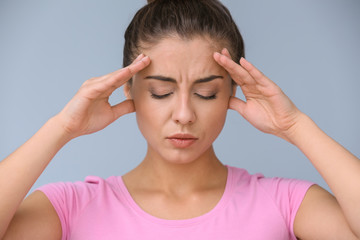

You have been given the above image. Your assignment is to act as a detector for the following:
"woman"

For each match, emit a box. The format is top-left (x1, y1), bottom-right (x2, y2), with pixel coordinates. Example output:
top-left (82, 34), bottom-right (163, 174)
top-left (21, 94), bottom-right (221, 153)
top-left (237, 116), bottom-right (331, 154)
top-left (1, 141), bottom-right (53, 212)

top-left (1, 0), bottom-right (359, 239)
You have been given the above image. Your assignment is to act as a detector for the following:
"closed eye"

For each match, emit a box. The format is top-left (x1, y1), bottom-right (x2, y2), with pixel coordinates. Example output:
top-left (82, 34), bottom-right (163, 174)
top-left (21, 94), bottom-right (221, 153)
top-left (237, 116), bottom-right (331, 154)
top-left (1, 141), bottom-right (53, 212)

top-left (151, 92), bottom-right (173, 99)
top-left (150, 92), bottom-right (216, 100)
top-left (194, 93), bottom-right (217, 100)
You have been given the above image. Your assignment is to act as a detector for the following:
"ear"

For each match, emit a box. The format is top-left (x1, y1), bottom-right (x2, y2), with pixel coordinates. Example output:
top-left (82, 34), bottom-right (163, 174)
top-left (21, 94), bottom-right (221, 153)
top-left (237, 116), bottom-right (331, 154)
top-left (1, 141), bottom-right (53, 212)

top-left (123, 82), bottom-right (132, 99)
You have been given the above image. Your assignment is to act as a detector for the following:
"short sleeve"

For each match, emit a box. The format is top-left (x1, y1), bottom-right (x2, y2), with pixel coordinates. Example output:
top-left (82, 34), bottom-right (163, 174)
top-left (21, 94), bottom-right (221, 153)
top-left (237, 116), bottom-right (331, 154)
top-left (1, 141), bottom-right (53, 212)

top-left (258, 177), bottom-right (315, 239)
top-left (36, 177), bottom-right (101, 240)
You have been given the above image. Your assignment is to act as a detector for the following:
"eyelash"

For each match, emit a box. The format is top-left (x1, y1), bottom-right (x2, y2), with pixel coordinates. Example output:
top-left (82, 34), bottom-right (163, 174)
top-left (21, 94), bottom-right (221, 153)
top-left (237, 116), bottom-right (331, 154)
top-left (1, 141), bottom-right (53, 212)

top-left (150, 93), bottom-right (217, 100)
top-left (151, 93), bottom-right (173, 99)
top-left (194, 93), bottom-right (217, 100)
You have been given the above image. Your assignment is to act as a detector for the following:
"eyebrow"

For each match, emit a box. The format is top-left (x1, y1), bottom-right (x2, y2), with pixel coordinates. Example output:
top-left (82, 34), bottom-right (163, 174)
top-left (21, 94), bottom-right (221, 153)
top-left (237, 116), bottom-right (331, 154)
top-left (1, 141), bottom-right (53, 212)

top-left (144, 75), bottom-right (224, 84)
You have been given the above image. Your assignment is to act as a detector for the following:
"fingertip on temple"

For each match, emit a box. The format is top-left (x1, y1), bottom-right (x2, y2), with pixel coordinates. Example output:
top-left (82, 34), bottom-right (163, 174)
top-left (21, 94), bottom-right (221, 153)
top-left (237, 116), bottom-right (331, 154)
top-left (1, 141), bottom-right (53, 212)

top-left (239, 57), bottom-right (246, 64)
top-left (213, 52), bottom-right (229, 66)
top-left (239, 57), bottom-right (251, 69)
top-left (137, 56), bottom-right (151, 70)
top-left (213, 51), bottom-right (221, 60)
top-left (141, 55), bottom-right (151, 65)
top-left (127, 55), bottom-right (151, 75)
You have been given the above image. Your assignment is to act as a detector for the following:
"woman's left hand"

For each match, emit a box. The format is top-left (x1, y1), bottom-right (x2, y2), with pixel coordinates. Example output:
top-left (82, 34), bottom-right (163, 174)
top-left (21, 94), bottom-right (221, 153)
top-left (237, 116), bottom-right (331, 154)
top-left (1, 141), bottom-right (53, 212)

top-left (215, 50), bottom-right (360, 240)
top-left (213, 48), bottom-right (303, 142)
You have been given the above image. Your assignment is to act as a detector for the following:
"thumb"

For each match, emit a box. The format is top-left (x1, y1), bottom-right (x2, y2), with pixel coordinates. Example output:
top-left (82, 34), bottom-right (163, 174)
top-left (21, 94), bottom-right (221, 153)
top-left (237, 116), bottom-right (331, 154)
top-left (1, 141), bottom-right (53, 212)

top-left (228, 96), bottom-right (246, 117)
top-left (111, 99), bottom-right (135, 120)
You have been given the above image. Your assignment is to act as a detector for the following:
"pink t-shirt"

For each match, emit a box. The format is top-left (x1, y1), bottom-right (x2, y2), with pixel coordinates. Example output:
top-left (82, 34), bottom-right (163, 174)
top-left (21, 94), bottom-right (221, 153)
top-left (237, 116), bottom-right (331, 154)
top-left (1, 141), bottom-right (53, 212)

top-left (37, 165), bottom-right (314, 240)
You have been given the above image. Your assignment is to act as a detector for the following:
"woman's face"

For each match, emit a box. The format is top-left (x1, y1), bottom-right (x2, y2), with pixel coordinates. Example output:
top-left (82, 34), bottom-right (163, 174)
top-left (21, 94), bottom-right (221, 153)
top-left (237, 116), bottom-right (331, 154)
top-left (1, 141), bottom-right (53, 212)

top-left (129, 37), bottom-right (233, 164)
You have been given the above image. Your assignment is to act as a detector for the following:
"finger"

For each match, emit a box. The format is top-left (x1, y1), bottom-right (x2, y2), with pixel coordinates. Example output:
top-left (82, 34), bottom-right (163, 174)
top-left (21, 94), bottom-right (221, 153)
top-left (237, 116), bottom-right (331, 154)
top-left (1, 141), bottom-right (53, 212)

top-left (228, 96), bottom-right (246, 117)
top-left (94, 53), bottom-right (145, 82)
top-left (221, 48), bottom-right (240, 86)
top-left (87, 55), bottom-right (150, 97)
top-left (213, 51), bottom-right (254, 87)
top-left (132, 53), bottom-right (145, 64)
top-left (107, 54), bottom-right (150, 89)
top-left (239, 58), bottom-right (275, 87)
top-left (111, 99), bottom-right (135, 120)
top-left (221, 48), bottom-right (231, 59)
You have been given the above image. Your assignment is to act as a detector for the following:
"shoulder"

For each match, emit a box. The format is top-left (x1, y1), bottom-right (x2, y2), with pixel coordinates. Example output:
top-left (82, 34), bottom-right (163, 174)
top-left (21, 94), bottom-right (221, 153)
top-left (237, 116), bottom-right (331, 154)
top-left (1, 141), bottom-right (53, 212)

top-left (35, 176), bottom-right (124, 238)
top-left (228, 165), bottom-right (314, 193)
top-left (228, 165), bottom-right (314, 207)
top-left (227, 165), bottom-right (315, 238)
top-left (37, 175), bottom-right (122, 203)
top-left (36, 175), bottom-right (124, 215)
top-left (5, 176), bottom-right (124, 240)
top-left (294, 184), bottom-right (358, 239)
top-left (4, 190), bottom-right (62, 240)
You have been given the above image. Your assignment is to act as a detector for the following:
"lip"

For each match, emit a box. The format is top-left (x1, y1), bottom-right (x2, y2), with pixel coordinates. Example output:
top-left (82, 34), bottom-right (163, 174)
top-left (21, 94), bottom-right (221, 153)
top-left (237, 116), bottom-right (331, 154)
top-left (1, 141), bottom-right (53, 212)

top-left (166, 133), bottom-right (198, 148)
top-left (167, 133), bottom-right (197, 139)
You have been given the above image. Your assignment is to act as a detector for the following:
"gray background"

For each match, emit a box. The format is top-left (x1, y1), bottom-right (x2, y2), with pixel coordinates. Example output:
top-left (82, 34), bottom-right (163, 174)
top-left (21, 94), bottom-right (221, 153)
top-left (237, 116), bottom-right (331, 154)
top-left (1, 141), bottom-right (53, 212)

top-left (0, 0), bottom-right (359, 194)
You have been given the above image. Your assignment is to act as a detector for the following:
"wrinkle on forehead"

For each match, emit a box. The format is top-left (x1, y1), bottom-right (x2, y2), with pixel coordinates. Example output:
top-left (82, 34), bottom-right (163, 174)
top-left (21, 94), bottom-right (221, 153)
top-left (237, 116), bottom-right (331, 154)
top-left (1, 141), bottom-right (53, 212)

top-left (138, 36), bottom-right (228, 84)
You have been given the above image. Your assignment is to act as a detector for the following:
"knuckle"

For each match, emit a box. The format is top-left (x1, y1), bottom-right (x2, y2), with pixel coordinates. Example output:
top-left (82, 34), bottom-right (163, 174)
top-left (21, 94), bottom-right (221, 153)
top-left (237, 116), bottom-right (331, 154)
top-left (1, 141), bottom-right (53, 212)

top-left (127, 66), bottom-right (134, 75)
top-left (82, 77), bottom-right (97, 86)
top-left (88, 77), bottom-right (99, 82)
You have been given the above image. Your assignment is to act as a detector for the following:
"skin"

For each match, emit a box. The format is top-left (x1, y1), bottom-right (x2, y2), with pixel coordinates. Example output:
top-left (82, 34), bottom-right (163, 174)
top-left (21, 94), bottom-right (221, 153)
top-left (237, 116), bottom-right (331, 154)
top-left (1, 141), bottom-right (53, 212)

top-left (1, 36), bottom-right (359, 239)
top-left (122, 37), bottom-right (231, 219)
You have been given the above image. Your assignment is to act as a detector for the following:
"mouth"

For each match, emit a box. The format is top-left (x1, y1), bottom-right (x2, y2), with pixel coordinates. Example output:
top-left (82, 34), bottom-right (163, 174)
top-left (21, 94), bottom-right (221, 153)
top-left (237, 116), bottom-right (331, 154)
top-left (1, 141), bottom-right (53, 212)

top-left (166, 133), bottom-right (198, 148)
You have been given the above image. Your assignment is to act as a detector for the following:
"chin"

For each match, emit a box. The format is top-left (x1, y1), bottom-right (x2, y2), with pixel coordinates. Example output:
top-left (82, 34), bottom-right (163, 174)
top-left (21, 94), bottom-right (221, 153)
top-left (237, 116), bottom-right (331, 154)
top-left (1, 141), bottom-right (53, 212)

top-left (159, 151), bottom-right (197, 165)
top-left (166, 157), bottom-right (198, 165)
top-left (159, 146), bottom-right (212, 166)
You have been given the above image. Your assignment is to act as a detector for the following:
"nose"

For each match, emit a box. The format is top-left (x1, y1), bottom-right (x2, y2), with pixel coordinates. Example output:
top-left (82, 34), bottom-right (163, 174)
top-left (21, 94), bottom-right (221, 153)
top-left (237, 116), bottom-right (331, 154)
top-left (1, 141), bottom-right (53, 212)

top-left (172, 94), bottom-right (196, 125)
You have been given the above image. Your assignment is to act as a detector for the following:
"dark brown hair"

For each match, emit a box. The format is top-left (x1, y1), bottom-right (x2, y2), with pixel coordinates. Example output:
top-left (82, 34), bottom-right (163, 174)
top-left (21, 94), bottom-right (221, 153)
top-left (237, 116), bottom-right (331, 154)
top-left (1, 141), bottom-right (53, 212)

top-left (123, 0), bottom-right (244, 81)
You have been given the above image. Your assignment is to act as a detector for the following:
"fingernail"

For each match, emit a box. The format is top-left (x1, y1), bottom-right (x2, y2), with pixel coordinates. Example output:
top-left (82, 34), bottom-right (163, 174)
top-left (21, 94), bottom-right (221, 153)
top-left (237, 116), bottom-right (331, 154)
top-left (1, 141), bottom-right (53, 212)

top-left (214, 52), bottom-right (221, 57)
top-left (135, 55), bottom-right (149, 65)
top-left (141, 55), bottom-right (149, 61)
top-left (135, 53), bottom-right (144, 60)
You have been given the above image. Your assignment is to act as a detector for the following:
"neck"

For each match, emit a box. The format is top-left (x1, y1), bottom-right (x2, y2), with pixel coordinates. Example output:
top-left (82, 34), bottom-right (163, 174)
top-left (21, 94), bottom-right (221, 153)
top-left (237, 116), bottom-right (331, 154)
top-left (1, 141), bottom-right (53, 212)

top-left (124, 146), bottom-right (227, 195)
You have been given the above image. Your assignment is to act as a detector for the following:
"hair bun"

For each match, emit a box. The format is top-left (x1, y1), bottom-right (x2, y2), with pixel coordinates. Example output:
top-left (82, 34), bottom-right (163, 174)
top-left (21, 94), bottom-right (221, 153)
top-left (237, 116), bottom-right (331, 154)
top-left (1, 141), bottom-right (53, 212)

top-left (147, 0), bottom-right (156, 3)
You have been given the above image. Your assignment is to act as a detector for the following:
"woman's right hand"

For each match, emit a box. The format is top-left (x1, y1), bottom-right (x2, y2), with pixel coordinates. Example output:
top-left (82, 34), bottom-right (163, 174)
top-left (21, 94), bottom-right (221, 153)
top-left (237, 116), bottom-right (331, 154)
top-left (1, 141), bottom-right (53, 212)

top-left (0, 54), bottom-right (150, 240)
top-left (56, 53), bottom-right (150, 139)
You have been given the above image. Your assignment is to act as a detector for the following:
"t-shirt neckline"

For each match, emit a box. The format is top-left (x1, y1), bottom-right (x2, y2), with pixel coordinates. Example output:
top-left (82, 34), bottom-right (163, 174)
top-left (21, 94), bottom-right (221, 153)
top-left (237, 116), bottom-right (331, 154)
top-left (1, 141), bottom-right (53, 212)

top-left (116, 165), bottom-right (234, 227)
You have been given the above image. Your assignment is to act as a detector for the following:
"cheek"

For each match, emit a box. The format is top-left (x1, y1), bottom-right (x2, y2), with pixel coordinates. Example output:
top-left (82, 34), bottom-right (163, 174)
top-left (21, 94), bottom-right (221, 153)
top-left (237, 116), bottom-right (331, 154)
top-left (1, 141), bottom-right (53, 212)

top-left (209, 104), bottom-right (228, 124)
top-left (133, 95), bottom-right (169, 141)
top-left (135, 104), bottom-right (158, 143)
top-left (131, 86), bottom-right (153, 135)
top-left (198, 98), bottom-right (229, 133)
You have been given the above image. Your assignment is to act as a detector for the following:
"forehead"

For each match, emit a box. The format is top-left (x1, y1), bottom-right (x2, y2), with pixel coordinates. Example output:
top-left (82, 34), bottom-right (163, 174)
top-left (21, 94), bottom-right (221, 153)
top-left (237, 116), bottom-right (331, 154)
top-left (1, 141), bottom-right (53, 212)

top-left (139, 36), bottom-right (226, 79)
